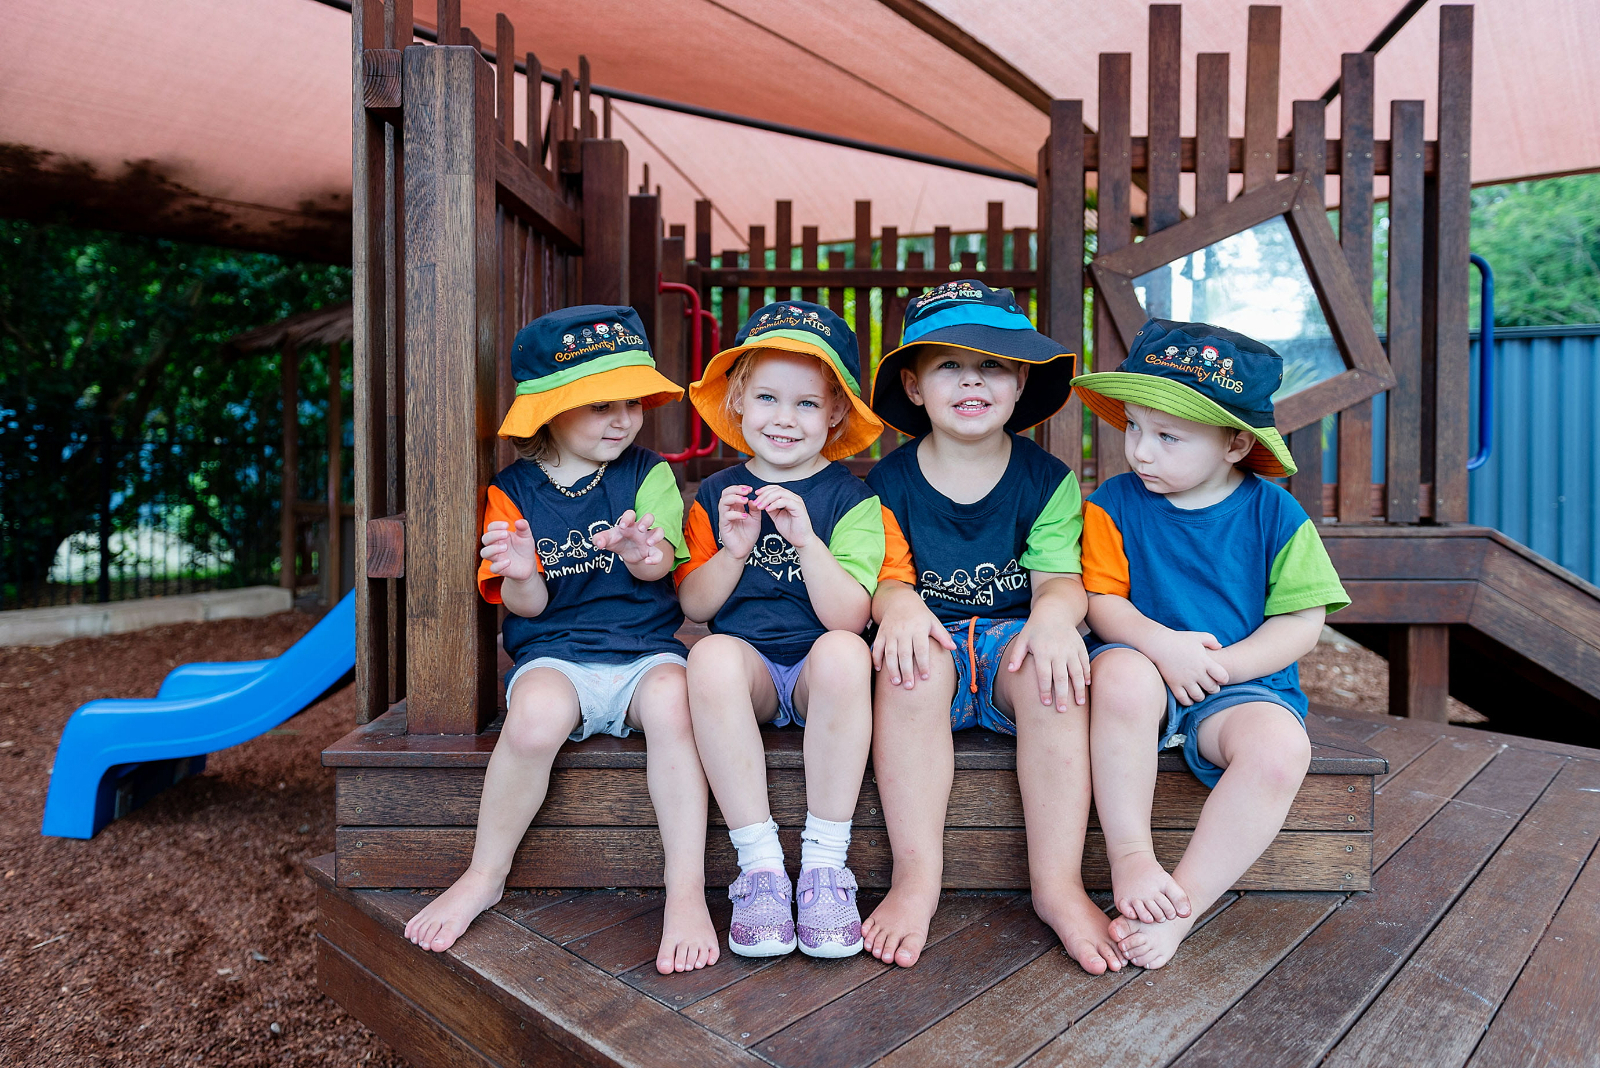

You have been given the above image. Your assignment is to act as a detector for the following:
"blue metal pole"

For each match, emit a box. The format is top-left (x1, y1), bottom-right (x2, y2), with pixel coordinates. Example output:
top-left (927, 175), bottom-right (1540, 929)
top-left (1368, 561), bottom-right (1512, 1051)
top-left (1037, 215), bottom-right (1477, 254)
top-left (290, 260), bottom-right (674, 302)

top-left (1468, 254), bottom-right (1495, 471)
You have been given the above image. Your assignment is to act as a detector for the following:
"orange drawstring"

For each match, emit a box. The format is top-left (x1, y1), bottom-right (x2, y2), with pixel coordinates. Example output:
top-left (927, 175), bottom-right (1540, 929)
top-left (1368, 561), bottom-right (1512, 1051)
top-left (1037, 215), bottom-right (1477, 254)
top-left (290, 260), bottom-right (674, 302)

top-left (965, 616), bottom-right (979, 694)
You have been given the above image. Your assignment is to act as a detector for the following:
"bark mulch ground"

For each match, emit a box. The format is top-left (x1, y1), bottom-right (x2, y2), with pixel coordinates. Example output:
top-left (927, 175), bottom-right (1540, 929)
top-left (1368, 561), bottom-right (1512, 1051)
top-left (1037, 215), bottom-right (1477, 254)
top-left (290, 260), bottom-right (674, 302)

top-left (0, 612), bottom-right (1478, 1067)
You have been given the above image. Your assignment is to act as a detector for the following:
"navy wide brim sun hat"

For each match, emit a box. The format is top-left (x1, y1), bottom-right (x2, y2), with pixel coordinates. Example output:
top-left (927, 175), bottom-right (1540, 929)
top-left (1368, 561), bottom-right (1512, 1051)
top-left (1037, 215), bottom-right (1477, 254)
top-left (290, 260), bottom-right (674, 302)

top-left (871, 279), bottom-right (1077, 437)
top-left (1071, 318), bottom-right (1298, 477)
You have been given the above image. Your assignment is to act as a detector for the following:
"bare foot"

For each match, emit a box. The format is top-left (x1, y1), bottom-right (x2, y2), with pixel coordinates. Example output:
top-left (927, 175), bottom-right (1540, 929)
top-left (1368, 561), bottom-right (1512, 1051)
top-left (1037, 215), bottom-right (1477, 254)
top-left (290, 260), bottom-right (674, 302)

top-left (1108, 848), bottom-right (1191, 925)
top-left (658, 890), bottom-right (720, 974)
top-left (861, 883), bottom-right (939, 967)
top-left (404, 867), bottom-right (505, 953)
top-left (1109, 910), bottom-right (1197, 970)
top-left (1033, 885), bottom-right (1125, 975)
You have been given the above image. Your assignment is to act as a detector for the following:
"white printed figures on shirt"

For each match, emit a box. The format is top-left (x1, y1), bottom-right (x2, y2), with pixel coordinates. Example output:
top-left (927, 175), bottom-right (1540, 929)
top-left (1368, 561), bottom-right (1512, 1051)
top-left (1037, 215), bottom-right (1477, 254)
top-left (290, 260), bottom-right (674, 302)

top-left (537, 520), bottom-right (617, 579)
top-left (917, 558), bottom-right (1028, 609)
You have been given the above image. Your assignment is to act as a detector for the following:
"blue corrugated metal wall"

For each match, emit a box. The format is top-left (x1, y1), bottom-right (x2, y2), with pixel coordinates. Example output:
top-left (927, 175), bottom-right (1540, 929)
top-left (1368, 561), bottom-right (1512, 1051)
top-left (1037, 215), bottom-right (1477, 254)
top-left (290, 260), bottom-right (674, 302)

top-left (1468, 325), bottom-right (1600, 583)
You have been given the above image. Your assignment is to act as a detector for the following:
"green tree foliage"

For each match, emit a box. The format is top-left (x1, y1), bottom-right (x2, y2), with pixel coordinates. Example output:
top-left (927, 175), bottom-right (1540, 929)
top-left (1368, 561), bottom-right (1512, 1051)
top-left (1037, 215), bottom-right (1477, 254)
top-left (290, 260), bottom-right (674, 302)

top-left (0, 219), bottom-right (349, 597)
top-left (1468, 173), bottom-right (1600, 327)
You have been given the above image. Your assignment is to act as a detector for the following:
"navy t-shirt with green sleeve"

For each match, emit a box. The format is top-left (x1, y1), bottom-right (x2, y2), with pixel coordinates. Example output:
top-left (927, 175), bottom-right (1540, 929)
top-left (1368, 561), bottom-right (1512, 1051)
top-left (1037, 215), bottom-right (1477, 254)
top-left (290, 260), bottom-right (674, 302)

top-left (478, 444), bottom-right (689, 677)
top-left (866, 434), bottom-right (1084, 625)
top-left (677, 461), bottom-right (887, 665)
top-left (1081, 471), bottom-right (1350, 712)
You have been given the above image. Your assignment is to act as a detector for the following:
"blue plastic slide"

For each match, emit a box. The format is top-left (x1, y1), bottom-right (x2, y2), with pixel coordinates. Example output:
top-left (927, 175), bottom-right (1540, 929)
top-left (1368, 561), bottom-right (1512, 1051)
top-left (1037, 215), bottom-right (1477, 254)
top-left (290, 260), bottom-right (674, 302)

top-left (41, 591), bottom-right (356, 839)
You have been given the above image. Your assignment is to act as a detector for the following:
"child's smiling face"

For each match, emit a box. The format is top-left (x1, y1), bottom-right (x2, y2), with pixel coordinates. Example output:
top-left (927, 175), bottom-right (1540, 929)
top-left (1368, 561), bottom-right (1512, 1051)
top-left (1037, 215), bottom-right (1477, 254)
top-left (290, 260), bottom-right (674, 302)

top-left (902, 345), bottom-right (1027, 442)
top-left (733, 351), bottom-right (843, 478)
top-left (546, 399), bottom-right (643, 465)
top-left (1122, 402), bottom-right (1254, 499)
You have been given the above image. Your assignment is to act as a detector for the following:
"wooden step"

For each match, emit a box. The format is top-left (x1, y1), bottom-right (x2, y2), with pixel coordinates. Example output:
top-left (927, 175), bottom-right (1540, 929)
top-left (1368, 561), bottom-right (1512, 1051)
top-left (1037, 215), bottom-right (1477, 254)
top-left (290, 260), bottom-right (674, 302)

top-left (323, 705), bottom-right (1383, 893)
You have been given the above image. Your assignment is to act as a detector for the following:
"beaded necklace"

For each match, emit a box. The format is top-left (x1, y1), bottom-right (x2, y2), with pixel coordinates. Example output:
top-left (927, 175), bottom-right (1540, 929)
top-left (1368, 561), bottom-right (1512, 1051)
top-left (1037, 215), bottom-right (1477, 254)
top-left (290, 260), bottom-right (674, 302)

top-left (535, 458), bottom-right (608, 498)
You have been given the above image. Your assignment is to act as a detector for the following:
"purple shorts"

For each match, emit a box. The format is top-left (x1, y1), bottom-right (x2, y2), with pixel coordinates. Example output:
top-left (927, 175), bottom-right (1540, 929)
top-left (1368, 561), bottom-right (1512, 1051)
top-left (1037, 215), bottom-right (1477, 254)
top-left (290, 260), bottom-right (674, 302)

top-left (756, 649), bottom-right (809, 728)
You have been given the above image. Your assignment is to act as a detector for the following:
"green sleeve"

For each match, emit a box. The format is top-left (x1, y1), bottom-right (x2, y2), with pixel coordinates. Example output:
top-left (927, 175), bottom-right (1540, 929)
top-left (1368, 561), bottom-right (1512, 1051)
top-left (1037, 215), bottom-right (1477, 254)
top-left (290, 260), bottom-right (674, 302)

top-left (827, 496), bottom-right (888, 595)
top-left (635, 461), bottom-right (690, 567)
top-left (1264, 519), bottom-right (1350, 615)
top-left (1019, 472), bottom-right (1084, 574)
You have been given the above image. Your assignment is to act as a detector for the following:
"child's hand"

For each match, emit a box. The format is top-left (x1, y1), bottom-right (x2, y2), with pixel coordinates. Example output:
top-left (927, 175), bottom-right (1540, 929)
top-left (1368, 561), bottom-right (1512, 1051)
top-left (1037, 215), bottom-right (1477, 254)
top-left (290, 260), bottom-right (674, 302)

top-left (480, 519), bottom-right (539, 582)
top-left (751, 485), bottom-right (815, 548)
top-left (872, 596), bottom-right (957, 689)
top-left (1007, 618), bottom-right (1091, 711)
top-left (1145, 629), bottom-right (1230, 706)
top-left (716, 485), bottom-right (760, 560)
top-left (591, 509), bottom-right (665, 566)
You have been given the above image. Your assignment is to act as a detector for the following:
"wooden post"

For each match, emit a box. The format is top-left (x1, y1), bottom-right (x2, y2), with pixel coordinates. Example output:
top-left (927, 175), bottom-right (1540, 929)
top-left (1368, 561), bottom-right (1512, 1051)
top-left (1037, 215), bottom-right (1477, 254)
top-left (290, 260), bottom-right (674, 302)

top-left (1242, 6), bottom-right (1281, 193)
top-left (1390, 624), bottom-right (1451, 721)
top-left (1432, 6), bottom-right (1474, 523)
top-left (326, 344), bottom-right (344, 605)
top-left (629, 192), bottom-right (662, 449)
top-left (581, 139), bottom-right (629, 305)
top-left (1290, 99), bottom-right (1328, 521)
top-left (352, 0), bottom-right (390, 719)
top-left (1095, 53), bottom-right (1132, 480)
top-left (932, 226), bottom-right (951, 273)
top-left (1041, 100), bottom-right (1084, 478)
top-left (1338, 52), bottom-right (1376, 523)
top-left (1386, 100), bottom-right (1426, 524)
top-left (495, 14), bottom-right (515, 149)
top-left (720, 250), bottom-right (741, 349)
top-left (801, 226), bottom-right (820, 303)
top-left (402, 43), bottom-right (499, 734)
top-left (280, 348), bottom-right (300, 591)
top-left (1194, 54), bottom-right (1229, 212)
top-left (986, 201), bottom-right (1004, 271)
top-left (1145, 5), bottom-right (1181, 234)
top-left (694, 200), bottom-right (712, 266)
top-left (775, 201), bottom-right (794, 297)
top-left (853, 201), bottom-right (872, 342)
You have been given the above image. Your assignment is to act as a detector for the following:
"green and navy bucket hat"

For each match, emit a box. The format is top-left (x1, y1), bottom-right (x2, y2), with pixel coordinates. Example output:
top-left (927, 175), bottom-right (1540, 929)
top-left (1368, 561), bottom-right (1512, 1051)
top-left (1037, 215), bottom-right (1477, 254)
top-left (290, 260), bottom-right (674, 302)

top-left (1072, 318), bottom-right (1297, 477)
top-left (497, 305), bottom-right (683, 438)
top-left (690, 300), bottom-right (883, 460)
top-left (872, 279), bottom-right (1078, 437)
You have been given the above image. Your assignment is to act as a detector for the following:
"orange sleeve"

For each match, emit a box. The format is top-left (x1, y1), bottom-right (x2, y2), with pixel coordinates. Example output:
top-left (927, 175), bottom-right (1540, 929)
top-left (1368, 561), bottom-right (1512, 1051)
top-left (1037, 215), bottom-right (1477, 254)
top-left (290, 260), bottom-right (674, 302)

top-left (877, 506), bottom-right (916, 585)
top-left (477, 485), bottom-right (540, 603)
top-left (1080, 501), bottom-right (1130, 598)
top-left (673, 500), bottom-right (719, 587)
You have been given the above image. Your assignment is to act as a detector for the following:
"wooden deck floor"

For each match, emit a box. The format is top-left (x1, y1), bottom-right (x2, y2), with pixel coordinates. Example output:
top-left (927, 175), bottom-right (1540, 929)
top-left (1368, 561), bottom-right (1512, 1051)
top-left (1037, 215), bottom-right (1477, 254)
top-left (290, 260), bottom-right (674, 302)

top-left (312, 709), bottom-right (1600, 1068)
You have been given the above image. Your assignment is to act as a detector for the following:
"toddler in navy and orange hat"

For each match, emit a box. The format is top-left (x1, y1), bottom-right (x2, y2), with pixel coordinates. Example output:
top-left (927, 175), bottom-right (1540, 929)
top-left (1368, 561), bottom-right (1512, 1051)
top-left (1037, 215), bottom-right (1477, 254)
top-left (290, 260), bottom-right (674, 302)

top-left (1073, 318), bottom-right (1348, 972)
top-left (402, 305), bottom-right (719, 976)
top-left (860, 280), bottom-right (1122, 977)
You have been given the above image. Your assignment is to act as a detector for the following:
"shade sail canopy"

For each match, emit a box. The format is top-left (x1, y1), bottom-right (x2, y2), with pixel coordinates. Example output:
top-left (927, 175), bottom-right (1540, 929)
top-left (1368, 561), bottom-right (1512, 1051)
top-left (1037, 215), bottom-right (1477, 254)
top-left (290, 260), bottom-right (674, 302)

top-left (2, 0), bottom-right (1594, 260)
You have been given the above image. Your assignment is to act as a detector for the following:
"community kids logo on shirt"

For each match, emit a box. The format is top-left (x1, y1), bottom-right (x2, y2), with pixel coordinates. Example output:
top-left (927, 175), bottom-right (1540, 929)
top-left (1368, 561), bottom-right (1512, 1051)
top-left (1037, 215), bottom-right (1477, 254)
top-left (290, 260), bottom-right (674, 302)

top-left (536, 521), bottom-right (617, 578)
top-left (918, 558), bottom-right (1028, 608)
top-left (744, 533), bottom-right (802, 582)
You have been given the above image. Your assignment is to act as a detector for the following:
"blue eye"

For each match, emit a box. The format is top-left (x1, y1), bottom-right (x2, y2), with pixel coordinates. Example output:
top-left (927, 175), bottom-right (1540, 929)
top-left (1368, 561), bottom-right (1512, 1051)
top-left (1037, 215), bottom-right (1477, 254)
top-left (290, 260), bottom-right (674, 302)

top-left (1160, 432), bottom-right (1178, 443)
top-left (798, 399), bottom-right (818, 408)
top-left (755, 392), bottom-right (776, 403)
top-left (982, 359), bottom-right (1003, 369)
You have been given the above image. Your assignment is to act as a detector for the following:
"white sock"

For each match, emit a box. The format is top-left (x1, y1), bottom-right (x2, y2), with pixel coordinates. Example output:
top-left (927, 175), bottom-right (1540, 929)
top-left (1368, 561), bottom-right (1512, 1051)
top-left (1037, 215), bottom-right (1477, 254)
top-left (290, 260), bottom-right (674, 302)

top-left (799, 812), bottom-right (852, 873)
top-left (729, 818), bottom-right (784, 874)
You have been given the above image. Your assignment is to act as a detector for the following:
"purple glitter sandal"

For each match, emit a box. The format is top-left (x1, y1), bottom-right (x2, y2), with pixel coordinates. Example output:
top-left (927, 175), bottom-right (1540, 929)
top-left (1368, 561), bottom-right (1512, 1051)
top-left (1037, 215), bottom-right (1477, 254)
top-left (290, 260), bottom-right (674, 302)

top-left (796, 866), bottom-right (864, 958)
top-left (727, 869), bottom-right (797, 957)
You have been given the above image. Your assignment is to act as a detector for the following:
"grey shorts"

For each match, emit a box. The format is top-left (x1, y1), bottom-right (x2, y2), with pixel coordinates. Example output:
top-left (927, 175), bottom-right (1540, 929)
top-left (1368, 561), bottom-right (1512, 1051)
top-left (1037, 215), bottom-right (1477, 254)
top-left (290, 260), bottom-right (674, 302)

top-left (506, 652), bottom-right (687, 741)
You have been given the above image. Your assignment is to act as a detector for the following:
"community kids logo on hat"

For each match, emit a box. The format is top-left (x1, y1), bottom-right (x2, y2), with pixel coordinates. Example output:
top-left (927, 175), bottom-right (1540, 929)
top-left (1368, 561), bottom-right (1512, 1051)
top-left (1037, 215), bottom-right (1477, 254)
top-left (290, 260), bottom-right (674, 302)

top-left (1070, 318), bottom-right (1297, 477)
top-left (871, 279), bottom-right (1078, 437)
top-left (688, 299), bottom-right (883, 461)
top-left (497, 305), bottom-right (683, 439)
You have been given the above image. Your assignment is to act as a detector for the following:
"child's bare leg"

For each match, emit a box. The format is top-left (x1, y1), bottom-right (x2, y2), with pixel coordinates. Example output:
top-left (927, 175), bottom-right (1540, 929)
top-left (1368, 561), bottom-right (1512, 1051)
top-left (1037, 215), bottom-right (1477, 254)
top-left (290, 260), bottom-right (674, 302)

top-left (405, 669), bottom-right (579, 952)
top-left (996, 659), bottom-right (1124, 975)
top-left (861, 654), bottom-right (956, 968)
top-left (686, 635), bottom-right (780, 830)
top-left (627, 663), bottom-right (719, 974)
top-left (1088, 648), bottom-right (1192, 926)
top-left (1112, 701), bottom-right (1311, 969)
top-left (791, 631), bottom-right (873, 823)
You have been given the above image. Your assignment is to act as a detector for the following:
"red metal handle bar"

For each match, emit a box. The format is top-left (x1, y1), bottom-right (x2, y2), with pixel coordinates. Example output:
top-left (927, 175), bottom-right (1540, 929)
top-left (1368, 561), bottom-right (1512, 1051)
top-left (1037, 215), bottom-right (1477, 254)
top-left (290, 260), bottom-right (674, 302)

top-left (657, 278), bottom-right (719, 463)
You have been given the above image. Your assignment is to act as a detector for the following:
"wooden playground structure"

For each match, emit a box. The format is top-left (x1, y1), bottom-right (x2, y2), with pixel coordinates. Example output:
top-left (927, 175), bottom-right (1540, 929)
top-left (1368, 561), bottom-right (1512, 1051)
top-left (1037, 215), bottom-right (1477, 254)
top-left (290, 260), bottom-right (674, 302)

top-left (312, 1), bottom-right (1600, 1064)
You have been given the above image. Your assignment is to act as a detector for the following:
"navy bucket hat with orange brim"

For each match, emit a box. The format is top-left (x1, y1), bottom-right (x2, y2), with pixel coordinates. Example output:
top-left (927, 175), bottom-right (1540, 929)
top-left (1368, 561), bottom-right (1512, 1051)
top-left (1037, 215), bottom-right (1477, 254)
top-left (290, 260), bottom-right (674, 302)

top-left (1071, 318), bottom-right (1297, 477)
top-left (872, 279), bottom-right (1077, 437)
top-left (690, 300), bottom-right (883, 461)
top-left (497, 305), bottom-right (682, 439)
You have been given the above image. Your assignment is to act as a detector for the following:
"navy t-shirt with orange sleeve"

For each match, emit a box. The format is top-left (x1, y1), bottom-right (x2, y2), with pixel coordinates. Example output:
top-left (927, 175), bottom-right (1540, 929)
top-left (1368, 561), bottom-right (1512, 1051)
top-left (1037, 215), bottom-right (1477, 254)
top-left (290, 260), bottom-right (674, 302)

top-left (676, 461), bottom-right (898, 665)
top-left (478, 444), bottom-right (689, 678)
top-left (1081, 471), bottom-right (1349, 711)
top-left (866, 434), bottom-right (1084, 625)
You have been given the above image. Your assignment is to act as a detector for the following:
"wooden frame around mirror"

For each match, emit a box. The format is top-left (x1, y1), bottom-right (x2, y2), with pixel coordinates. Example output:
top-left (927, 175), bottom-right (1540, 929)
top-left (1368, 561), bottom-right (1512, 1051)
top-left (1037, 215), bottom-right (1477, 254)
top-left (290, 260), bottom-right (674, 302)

top-left (1089, 173), bottom-right (1394, 433)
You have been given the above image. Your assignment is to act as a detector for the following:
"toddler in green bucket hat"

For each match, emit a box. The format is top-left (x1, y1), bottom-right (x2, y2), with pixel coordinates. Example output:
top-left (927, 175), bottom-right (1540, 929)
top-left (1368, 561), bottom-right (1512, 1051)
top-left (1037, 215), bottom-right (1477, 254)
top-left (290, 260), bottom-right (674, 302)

top-left (1072, 318), bottom-right (1349, 973)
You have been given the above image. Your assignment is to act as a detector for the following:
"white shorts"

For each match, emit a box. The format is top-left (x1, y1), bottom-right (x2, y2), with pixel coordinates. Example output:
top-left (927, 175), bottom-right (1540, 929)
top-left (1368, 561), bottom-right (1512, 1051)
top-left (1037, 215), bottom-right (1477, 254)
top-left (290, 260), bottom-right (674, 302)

top-left (505, 652), bottom-right (687, 741)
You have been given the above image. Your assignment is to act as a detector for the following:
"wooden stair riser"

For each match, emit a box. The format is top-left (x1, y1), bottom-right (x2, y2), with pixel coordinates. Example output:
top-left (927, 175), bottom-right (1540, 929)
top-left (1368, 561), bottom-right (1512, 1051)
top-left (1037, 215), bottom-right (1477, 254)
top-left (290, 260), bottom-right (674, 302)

top-left (337, 765), bottom-right (1373, 831)
top-left (335, 825), bottom-right (1373, 893)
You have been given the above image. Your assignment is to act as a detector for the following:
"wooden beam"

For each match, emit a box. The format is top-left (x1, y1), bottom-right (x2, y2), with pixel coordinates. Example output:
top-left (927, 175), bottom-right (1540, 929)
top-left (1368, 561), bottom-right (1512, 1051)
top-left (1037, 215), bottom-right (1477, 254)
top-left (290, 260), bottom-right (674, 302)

top-left (1290, 99), bottom-right (1328, 521)
top-left (695, 268), bottom-right (1038, 289)
top-left (1432, 6), bottom-right (1474, 523)
top-left (1242, 6), bottom-right (1282, 193)
top-left (580, 139), bottom-right (629, 305)
top-left (401, 43), bottom-right (499, 734)
top-left (1339, 53), bottom-right (1377, 524)
top-left (366, 513), bottom-right (406, 579)
top-left (1146, 5), bottom-right (1182, 234)
top-left (360, 48), bottom-right (403, 122)
top-left (1390, 624), bottom-right (1451, 721)
top-left (1040, 99), bottom-right (1084, 478)
top-left (493, 141), bottom-right (582, 250)
top-left (1194, 54), bottom-right (1230, 210)
top-left (1386, 100), bottom-right (1427, 524)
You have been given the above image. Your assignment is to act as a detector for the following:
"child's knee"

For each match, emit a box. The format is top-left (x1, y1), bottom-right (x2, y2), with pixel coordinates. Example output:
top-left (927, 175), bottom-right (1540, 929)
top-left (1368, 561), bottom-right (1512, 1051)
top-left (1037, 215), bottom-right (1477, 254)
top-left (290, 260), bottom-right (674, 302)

top-left (502, 690), bottom-right (577, 759)
top-left (1088, 649), bottom-right (1166, 720)
top-left (1225, 710), bottom-right (1311, 788)
top-left (635, 665), bottom-right (690, 721)
top-left (687, 634), bottom-right (751, 681)
top-left (810, 629), bottom-right (872, 676)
